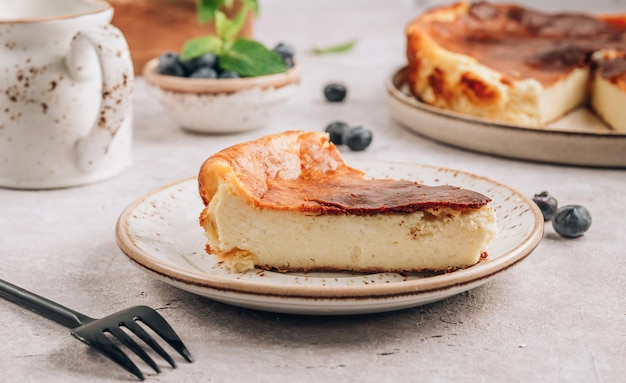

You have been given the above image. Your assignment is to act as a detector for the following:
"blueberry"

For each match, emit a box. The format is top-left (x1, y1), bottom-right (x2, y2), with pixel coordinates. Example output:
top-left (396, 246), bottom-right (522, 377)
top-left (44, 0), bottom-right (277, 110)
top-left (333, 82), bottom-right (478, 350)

top-left (196, 52), bottom-right (218, 67)
top-left (323, 83), bottom-right (347, 102)
top-left (218, 70), bottom-right (241, 79)
top-left (157, 51), bottom-right (185, 77)
top-left (272, 42), bottom-right (296, 68)
top-left (273, 42), bottom-right (295, 60)
top-left (552, 205), bottom-right (592, 238)
top-left (180, 52), bottom-right (218, 75)
top-left (532, 191), bottom-right (558, 221)
top-left (282, 56), bottom-right (295, 69)
top-left (325, 121), bottom-right (350, 145)
top-left (345, 126), bottom-right (373, 151)
top-left (189, 67), bottom-right (218, 79)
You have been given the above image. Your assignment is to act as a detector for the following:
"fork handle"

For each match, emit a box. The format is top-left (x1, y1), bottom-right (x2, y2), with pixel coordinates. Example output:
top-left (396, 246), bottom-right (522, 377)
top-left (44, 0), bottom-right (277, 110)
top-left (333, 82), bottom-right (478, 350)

top-left (0, 279), bottom-right (91, 329)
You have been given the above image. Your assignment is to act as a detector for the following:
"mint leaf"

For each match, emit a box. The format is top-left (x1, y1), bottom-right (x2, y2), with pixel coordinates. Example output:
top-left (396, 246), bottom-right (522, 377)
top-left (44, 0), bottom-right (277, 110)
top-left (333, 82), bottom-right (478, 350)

top-left (222, 5), bottom-right (249, 42)
top-left (219, 38), bottom-right (286, 77)
top-left (180, 35), bottom-right (223, 60)
top-left (214, 10), bottom-right (230, 39)
top-left (196, 0), bottom-right (222, 24)
top-left (213, 6), bottom-right (248, 43)
top-left (312, 39), bottom-right (357, 55)
top-left (196, 0), bottom-right (259, 24)
top-left (247, 0), bottom-right (259, 14)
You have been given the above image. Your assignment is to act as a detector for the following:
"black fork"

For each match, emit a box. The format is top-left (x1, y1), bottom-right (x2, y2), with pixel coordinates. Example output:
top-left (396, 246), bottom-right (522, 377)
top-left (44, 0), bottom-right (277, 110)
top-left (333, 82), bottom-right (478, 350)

top-left (0, 278), bottom-right (193, 380)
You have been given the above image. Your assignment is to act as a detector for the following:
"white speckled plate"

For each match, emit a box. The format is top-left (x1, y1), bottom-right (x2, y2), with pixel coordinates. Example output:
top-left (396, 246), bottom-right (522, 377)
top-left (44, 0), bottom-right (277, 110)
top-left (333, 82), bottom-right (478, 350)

top-left (115, 161), bottom-right (543, 315)
top-left (387, 67), bottom-right (626, 168)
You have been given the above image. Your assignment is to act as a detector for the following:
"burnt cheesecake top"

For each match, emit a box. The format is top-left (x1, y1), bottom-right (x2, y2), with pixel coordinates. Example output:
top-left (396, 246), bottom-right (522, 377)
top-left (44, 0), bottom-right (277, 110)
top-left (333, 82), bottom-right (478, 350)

top-left (406, 1), bottom-right (626, 86)
top-left (198, 131), bottom-right (491, 215)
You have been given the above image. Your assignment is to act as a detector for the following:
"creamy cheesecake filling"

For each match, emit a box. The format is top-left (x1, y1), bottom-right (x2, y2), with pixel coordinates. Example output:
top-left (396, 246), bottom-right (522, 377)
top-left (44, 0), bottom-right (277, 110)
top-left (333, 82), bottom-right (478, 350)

top-left (591, 51), bottom-right (626, 132)
top-left (592, 74), bottom-right (626, 132)
top-left (537, 67), bottom-right (589, 124)
top-left (201, 179), bottom-right (497, 273)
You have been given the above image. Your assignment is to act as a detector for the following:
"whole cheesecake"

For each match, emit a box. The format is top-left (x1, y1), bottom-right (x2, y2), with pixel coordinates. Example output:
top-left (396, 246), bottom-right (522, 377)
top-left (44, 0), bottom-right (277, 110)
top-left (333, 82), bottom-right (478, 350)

top-left (405, 1), bottom-right (626, 131)
top-left (198, 131), bottom-right (498, 273)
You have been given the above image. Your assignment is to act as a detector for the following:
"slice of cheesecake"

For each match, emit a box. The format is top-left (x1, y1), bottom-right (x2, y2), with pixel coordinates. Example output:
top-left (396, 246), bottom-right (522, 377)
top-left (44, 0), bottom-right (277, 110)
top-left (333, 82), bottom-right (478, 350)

top-left (405, 1), bottom-right (626, 128)
top-left (198, 131), bottom-right (497, 273)
top-left (591, 50), bottom-right (626, 132)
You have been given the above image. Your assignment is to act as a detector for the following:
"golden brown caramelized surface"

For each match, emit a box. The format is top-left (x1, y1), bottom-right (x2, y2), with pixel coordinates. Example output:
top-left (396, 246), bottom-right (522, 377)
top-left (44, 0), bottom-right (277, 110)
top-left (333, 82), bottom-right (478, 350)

top-left (198, 131), bottom-right (491, 215)
top-left (407, 1), bottom-right (626, 85)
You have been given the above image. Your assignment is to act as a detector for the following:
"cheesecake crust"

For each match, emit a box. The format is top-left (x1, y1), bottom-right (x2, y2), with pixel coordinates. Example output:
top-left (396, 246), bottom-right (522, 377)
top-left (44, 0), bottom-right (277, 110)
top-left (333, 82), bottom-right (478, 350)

top-left (198, 131), bottom-right (491, 215)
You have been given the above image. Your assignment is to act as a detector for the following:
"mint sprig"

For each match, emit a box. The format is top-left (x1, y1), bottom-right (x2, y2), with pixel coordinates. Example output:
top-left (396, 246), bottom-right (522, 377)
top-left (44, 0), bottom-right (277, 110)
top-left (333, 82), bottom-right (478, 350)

top-left (181, 6), bottom-right (286, 77)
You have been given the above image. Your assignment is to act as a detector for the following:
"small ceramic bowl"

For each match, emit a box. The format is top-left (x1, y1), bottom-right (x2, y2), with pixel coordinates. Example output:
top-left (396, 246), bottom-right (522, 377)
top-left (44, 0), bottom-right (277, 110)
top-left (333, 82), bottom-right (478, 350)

top-left (143, 58), bottom-right (301, 133)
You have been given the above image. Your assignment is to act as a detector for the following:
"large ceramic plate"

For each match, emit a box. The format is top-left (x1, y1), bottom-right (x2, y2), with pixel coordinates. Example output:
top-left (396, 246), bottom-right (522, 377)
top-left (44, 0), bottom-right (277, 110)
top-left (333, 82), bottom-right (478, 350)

top-left (115, 161), bottom-right (543, 315)
top-left (387, 67), bottom-right (626, 168)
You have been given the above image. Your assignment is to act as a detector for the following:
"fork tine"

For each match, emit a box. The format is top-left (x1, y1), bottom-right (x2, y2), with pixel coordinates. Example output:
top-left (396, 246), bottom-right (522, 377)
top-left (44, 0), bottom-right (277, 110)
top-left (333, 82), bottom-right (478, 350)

top-left (71, 330), bottom-right (144, 381)
top-left (122, 319), bottom-right (176, 368)
top-left (107, 326), bottom-right (161, 373)
top-left (133, 306), bottom-right (193, 363)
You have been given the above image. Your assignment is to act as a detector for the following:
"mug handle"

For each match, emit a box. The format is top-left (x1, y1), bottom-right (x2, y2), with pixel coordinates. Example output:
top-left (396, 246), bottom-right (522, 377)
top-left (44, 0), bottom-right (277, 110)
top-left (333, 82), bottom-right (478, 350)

top-left (65, 24), bottom-right (134, 172)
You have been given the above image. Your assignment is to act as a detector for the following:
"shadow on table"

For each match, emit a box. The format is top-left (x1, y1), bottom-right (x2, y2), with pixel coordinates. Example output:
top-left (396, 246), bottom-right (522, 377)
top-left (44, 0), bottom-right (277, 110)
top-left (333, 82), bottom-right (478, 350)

top-left (154, 280), bottom-right (501, 350)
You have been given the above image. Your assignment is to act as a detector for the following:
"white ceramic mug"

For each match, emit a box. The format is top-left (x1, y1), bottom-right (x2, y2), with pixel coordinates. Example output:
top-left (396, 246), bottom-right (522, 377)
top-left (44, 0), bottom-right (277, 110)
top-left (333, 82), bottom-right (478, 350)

top-left (0, 0), bottom-right (133, 189)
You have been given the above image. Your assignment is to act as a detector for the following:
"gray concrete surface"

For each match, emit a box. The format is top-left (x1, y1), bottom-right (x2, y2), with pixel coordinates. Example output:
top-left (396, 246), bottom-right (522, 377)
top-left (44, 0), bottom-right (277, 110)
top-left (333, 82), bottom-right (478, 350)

top-left (1, 1), bottom-right (625, 382)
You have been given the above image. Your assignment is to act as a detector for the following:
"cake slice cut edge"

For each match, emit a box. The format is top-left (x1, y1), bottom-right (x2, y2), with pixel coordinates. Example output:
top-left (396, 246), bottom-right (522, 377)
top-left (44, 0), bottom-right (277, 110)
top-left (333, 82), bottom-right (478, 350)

top-left (591, 50), bottom-right (626, 132)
